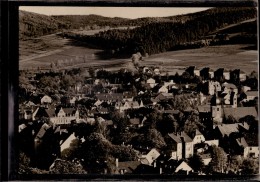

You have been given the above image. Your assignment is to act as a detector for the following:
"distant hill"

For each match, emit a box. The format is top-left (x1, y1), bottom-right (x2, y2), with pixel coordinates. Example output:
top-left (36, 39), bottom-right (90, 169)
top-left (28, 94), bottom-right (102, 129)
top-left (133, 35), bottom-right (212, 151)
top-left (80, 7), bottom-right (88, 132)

top-left (60, 7), bottom-right (257, 56)
top-left (19, 10), bottom-right (70, 39)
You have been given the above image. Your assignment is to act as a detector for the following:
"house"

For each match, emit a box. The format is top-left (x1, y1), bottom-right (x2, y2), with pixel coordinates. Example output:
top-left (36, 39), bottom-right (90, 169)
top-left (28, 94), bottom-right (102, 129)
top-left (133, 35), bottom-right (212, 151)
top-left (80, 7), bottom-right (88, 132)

top-left (222, 82), bottom-right (238, 94)
top-left (166, 132), bottom-right (194, 160)
top-left (212, 105), bottom-right (223, 123)
top-left (45, 107), bottom-right (80, 125)
top-left (209, 69), bottom-right (214, 79)
top-left (244, 146), bottom-right (259, 158)
top-left (223, 69), bottom-right (230, 80)
top-left (191, 129), bottom-right (205, 145)
top-left (197, 105), bottom-right (212, 121)
top-left (200, 153), bottom-right (212, 166)
top-left (155, 93), bottom-right (174, 101)
top-left (214, 123), bottom-right (249, 138)
top-left (242, 133), bottom-right (259, 158)
top-left (217, 91), bottom-right (237, 108)
top-left (19, 105), bottom-right (39, 120)
top-left (60, 132), bottom-right (77, 153)
top-left (174, 161), bottom-right (194, 175)
top-left (140, 148), bottom-right (160, 166)
top-left (19, 124), bottom-right (27, 133)
top-left (154, 68), bottom-right (160, 75)
top-left (239, 70), bottom-right (247, 81)
top-left (204, 140), bottom-right (219, 147)
top-left (241, 91), bottom-right (258, 102)
top-left (158, 86), bottom-right (168, 93)
top-left (241, 86), bottom-right (251, 93)
top-left (207, 81), bottom-right (221, 95)
top-left (146, 78), bottom-right (157, 88)
top-left (222, 107), bottom-right (257, 121)
top-left (115, 159), bottom-right (142, 174)
top-left (115, 100), bottom-right (144, 112)
top-left (41, 95), bottom-right (52, 104)
top-left (194, 68), bottom-right (200, 77)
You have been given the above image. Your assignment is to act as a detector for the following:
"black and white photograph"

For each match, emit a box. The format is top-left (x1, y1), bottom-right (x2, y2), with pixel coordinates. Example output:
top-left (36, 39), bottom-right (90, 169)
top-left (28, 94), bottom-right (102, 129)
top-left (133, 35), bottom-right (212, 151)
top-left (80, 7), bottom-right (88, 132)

top-left (16, 5), bottom-right (258, 178)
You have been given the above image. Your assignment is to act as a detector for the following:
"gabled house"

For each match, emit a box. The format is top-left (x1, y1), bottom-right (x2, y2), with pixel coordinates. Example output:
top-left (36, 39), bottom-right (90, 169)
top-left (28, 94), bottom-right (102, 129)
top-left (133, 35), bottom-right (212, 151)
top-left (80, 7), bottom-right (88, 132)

top-left (191, 129), bottom-right (206, 145)
top-left (166, 132), bottom-right (194, 160)
top-left (43, 107), bottom-right (80, 125)
top-left (241, 91), bottom-right (258, 102)
top-left (222, 82), bottom-right (238, 94)
top-left (115, 100), bottom-right (144, 112)
top-left (223, 69), bottom-right (230, 80)
top-left (207, 81), bottom-right (221, 95)
top-left (200, 153), bottom-right (212, 166)
top-left (146, 78), bottom-right (157, 88)
top-left (140, 148), bottom-right (160, 166)
top-left (222, 107), bottom-right (257, 121)
top-left (158, 86), bottom-right (169, 93)
top-left (115, 159), bottom-right (142, 174)
top-left (239, 70), bottom-right (247, 82)
top-left (155, 93), bottom-right (174, 101)
top-left (41, 95), bottom-right (52, 105)
top-left (164, 159), bottom-right (194, 175)
top-left (175, 161), bottom-right (194, 175)
top-left (214, 123), bottom-right (249, 139)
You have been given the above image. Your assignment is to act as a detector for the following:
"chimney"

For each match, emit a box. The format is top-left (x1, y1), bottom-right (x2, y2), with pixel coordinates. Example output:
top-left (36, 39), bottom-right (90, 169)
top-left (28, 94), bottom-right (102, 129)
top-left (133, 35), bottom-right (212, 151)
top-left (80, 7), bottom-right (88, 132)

top-left (116, 158), bottom-right (119, 168)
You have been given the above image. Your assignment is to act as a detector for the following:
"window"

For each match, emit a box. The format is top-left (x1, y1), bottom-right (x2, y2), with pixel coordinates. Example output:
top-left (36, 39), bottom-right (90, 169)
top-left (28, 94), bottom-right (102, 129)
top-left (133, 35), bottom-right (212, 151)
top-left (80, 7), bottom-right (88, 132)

top-left (217, 108), bottom-right (219, 111)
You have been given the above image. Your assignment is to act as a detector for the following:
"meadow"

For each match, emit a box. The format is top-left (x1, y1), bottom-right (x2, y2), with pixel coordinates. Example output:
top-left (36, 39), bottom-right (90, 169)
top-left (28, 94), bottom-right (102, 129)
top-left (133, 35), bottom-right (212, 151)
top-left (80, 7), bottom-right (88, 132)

top-left (19, 34), bottom-right (258, 75)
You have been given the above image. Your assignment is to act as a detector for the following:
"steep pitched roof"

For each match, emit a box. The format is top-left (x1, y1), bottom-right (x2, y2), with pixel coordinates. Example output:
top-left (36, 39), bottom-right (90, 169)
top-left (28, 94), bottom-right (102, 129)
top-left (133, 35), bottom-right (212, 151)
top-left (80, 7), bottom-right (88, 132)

top-left (236, 137), bottom-right (248, 148)
top-left (45, 108), bottom-right (56, 117)
top-left (62, 108), bottom-right (76, 115)
top-left (168, 132), bottom-right (193, 143)
top-left (223, 107), bottom-right (257, 120)
top-left (197, 105), bottom-right (211, 113)
top-left (35, 123), bottom-right (51, 139)
top-left (245, 91), bottom-right (258, 97)
top-left (117, 161), bottom-right (141, 173)
top-left (216, 123), bottom-right (249, 137)
top-left (222, 83), bottom-right (237, 89)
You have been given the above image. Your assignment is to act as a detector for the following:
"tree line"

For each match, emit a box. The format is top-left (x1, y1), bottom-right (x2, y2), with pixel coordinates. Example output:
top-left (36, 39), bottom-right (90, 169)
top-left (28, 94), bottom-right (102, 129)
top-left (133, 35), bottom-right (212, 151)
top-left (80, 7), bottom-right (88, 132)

top-left (62, 7), bottom-right (257, 56)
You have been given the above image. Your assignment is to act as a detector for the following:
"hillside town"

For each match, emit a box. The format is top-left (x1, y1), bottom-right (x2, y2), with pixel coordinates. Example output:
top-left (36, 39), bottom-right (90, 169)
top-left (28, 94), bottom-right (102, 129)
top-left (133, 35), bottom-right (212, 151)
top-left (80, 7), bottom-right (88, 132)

top-left (18, 61), bottom-right (259, 175)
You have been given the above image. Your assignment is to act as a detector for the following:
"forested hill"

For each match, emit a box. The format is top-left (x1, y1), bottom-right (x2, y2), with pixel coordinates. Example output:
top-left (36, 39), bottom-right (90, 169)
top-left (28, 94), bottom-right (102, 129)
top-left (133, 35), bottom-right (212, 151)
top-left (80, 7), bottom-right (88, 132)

top-left (19, 10), bottom-right (70, 39)
top-left (62, 7), bottom-right (257, 56)
top-left (19, 7), bottom-right (257, 46)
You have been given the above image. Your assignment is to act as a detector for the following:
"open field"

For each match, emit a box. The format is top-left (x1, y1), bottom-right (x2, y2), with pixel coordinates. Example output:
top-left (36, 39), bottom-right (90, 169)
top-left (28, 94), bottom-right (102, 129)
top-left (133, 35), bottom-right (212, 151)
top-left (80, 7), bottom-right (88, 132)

top-left (141, 44), bottom-right (258, 75)
top-left (70, 26), bottom-right (137, 36)
top-left (20, 34), bottom-right (258, 75)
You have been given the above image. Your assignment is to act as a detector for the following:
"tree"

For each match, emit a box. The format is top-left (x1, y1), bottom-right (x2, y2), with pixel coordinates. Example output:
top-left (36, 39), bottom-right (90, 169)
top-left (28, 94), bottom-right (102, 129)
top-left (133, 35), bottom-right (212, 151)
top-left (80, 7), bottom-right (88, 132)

top-left (241, 158), bottom-right (259, 175)
top-left (227, 155), bottom-right (243, 174)
top-left (208, 146), bottom-right (228, 173)
top-left (188, 154), bottom-right (205, 172)
top-left (61, 138), bottom-right (81, 160)
top-left (49, 159), bottom-right (87, 174)
top-left (131, 128), bottom-right (166, 149)
top-left (225, 115), bottom-right (237, 124)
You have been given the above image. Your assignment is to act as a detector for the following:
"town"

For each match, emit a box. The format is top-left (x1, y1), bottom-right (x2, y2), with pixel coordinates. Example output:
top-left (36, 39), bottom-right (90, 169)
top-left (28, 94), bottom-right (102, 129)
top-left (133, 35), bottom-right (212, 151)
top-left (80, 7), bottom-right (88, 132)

top-left (18, 60), bottom-right (259, 175)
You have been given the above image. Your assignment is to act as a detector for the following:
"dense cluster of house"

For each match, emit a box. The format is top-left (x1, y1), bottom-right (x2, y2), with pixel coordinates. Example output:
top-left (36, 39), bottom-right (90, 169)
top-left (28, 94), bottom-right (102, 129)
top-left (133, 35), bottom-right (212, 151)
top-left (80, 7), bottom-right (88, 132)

top-left (19, 65), bottom-right (258, 174)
